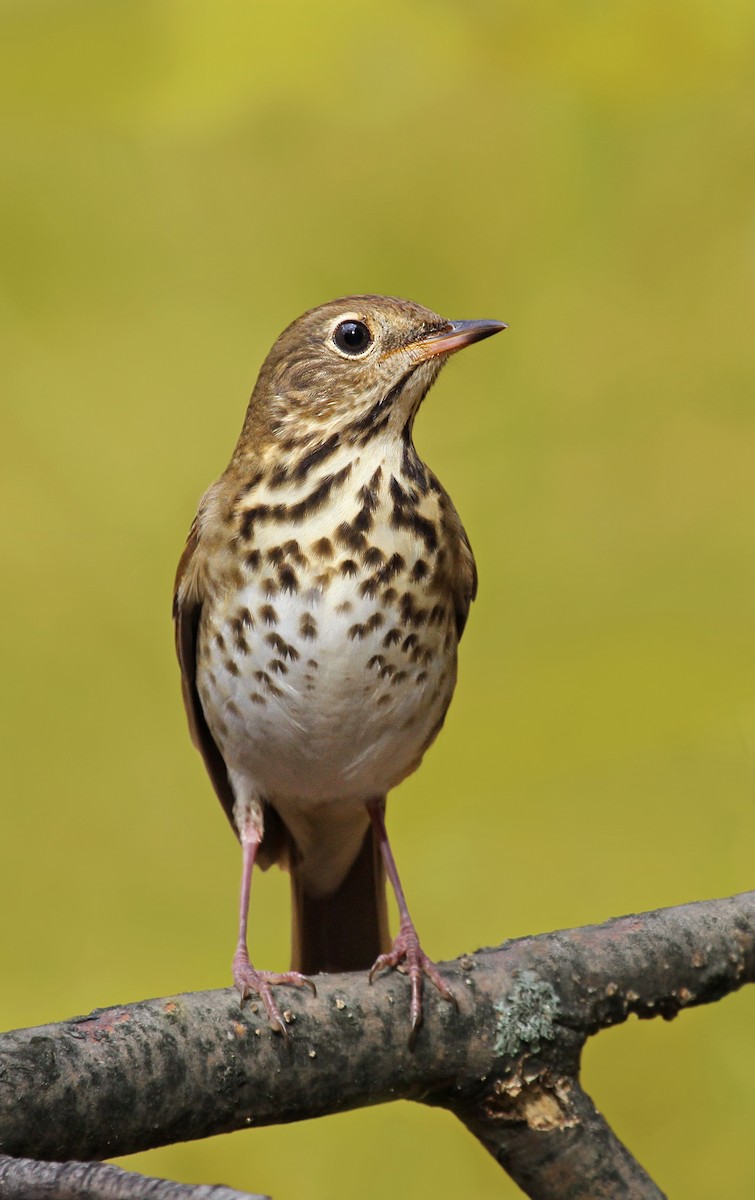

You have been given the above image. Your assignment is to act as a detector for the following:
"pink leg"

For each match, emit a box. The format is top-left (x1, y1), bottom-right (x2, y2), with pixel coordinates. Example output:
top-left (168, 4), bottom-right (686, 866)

top-left (367, 799), bottom-right (457, 1047)
top-left (232, 828), bottom-right (315, 1037)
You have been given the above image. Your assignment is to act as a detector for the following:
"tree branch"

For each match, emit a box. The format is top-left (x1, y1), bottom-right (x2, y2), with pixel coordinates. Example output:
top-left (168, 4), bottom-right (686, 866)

top-left (1, 892), bottom-right (753, 1199)
top-left (0, 1155), bottom-right (267, 1200)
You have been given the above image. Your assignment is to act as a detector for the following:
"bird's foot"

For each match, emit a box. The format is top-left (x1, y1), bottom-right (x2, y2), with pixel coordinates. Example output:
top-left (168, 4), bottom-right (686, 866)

top-left (233, 947), bottom-right (316, 1038)
top-left (369, 921), bottom-right (457, 1048)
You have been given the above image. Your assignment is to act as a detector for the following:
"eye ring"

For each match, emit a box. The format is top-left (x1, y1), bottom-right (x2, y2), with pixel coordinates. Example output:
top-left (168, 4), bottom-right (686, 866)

top-left (332, 319), bottom-right (373, 357)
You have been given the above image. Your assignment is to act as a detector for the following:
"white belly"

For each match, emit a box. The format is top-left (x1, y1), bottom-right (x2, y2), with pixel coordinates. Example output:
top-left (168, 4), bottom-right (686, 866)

top-left (197, 565), bottom-right (456, 806)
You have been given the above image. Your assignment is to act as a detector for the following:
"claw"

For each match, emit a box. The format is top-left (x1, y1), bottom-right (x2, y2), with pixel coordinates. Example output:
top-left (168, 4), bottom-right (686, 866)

top-left (233, 948), bottom-right (315, 1038)
top-left (408, 1012), bottom-right (422, 1052)
top-left (369, 922), bottom-right (456, 1047)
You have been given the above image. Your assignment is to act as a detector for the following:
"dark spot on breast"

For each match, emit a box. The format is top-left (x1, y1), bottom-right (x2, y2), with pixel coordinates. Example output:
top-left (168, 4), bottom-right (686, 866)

top-left (288, 464), bottom-right (353, 522)
top-left (269, 462), bottom-right (289, 488)
top-left (357, 466), bottom-right (383, 511)
top-left (383, 627), bottom-right (402, 647)
top-left (336, 600), bottom-right (353, 614)
top-left (249, 692), bottom-right (266, 705)
top-left (312, 537), bottom-right (334, 559)
top-left (363, 546), bottom-right (386, 568)
top-left (226, 700), bottom-right (241, 717)
top-left (283, 539), bottom-right (307, 568)
top-left (348, 623), bottom-right (366, 640)
top-left (239, 465), bottom-right (352, 538)
top-left (346, 391), bottom-right (395, 435)
top-left (269, 658), bottom-right (288, 675)
top-left (411, 559), bottom-right (429, 582)
top-left (402, 634), bottom-right (418, 653)
top-left (245, 550), bottom-right (262, 570)
top-left (224, 658), bottom-right (240, 677)
top-left (356, 413), bottom-right (391, 444)
top-left (390, 476), bottom-right (413, 506)
top-left (388, 476), bottom-right (439, 551)
top-left (339, 558), bottom-right (358, 577)
top-left (307, 658), bottom-right (319, 669)
top-left (346, 374), bottom-right (421, 443)
top-left (391, 670), bottom-right (408, 686)
top-left (416, 670), bottom-right (428, 685)
top-left (239, 504), bottom-right (273, 541)
top-left (265, 632), bottom-right (300, 661)
top-left (292, 432), bottom-right (341, 480)
top-left (335, 521), bottom-right (368, 554)
top-left (380, 553), bottom-right (406, 583)
top-left (214, 632), bottom-right (226, 651)
top-left (259, 605), bottom-right (279, 625)
top-left (401, 442), bottom-right (430, 493)
top-left (230, 616), bottom-right (251, 652)
top-left (399, 593), bottom-right (415, 621)
top-left (367, 654), bottom-right (386, 670)
top-left (392, 508), bottom-right (438, 552)
top-left (400, 592), bottom-right (428, 626)
top-left (361, 552), bottom-right (406, 598)
top-left (238, 607), bottom-right (255, 629)
top-left (365, 611), bottom-right (385, 632)
top-left (383, 587), bottom-right (398, 604)
top-left (262, 576), bottom-right (279, 596)
top-left (353, 506), bottom-right (374, 534)
top-left (278, 565), bottom-right (299, 593)
top-left (299, 614), bottom-right (318, 639)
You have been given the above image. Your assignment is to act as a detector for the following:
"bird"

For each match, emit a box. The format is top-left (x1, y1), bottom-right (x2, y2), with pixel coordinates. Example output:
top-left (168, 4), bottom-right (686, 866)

top-left (173, 295), bottom-right (505, 1044)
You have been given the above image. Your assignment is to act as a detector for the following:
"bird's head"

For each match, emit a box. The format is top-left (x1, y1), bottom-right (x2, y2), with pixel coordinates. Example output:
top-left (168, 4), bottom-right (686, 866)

top-left (237, 295), bottom-right (505, 455)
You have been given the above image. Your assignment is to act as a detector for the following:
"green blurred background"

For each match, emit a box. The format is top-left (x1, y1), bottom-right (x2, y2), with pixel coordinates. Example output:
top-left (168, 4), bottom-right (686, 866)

top-left (1, 0), bottom-right (754, 1195)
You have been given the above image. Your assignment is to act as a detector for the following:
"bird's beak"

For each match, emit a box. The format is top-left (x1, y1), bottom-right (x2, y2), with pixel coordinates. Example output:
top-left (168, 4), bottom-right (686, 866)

top-left (411, 318), bottom-right (507, 362)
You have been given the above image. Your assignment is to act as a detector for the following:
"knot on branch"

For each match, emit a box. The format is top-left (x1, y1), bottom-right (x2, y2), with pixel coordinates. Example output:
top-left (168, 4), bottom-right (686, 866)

top-left (485, 1071), bottom-right (578, 1133)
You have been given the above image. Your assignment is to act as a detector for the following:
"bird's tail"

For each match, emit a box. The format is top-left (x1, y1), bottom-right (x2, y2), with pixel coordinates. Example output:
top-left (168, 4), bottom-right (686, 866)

top-left (290, 822), bottom-right (390, 975)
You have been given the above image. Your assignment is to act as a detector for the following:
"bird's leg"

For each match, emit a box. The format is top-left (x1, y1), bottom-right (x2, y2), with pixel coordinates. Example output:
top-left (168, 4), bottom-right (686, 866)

top-left (366, 799), bottom-right (457, 1047)
top-left (232, 812), bottom-right (315, 1037)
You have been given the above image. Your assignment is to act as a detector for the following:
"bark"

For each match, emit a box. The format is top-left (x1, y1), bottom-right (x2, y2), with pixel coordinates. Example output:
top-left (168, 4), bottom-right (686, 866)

top-left (0, 1155), bottom-right (267, 1200)
top-left (1, 892), bottom-right (753, 1199)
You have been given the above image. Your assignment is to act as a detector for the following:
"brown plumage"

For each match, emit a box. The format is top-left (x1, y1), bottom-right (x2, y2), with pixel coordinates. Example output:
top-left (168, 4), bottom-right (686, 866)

top-left (173, 295), bottom-right (505, 1042)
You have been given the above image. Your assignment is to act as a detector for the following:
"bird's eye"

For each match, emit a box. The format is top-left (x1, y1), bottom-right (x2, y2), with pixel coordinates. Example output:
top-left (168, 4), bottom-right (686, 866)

top-left (333, 319), bottom-right (373, 356)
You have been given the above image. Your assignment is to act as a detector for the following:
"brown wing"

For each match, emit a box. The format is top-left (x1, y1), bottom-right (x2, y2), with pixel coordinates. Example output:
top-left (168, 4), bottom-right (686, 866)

top-left (173, 512), bottom-right (288, 867)
top-left (445, 497), bottom-right (478, 641)
top-left (173, 518), bottom-right (238, 834)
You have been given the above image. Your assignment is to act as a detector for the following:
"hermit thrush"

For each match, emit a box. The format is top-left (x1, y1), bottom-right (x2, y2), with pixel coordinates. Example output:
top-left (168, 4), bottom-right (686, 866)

top-left (174, 295), bottom-right (505, 1043)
